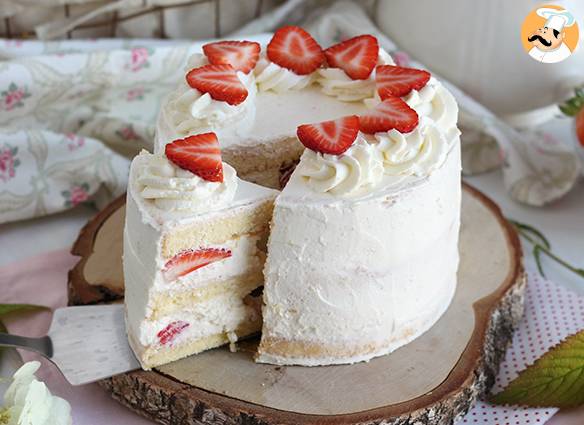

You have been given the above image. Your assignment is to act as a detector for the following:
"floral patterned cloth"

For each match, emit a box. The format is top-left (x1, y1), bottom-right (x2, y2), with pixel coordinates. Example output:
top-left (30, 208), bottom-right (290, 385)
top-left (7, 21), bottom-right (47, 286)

top-left (0, 0), bottom-right (581, 225)
top-left (0, 38), bottom-right (196, 224)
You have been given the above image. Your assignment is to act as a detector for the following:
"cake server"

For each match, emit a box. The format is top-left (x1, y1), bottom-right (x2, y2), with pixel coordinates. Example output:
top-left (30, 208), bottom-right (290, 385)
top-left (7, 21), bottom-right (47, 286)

top-left (0, 304), bottom-right (140, 385)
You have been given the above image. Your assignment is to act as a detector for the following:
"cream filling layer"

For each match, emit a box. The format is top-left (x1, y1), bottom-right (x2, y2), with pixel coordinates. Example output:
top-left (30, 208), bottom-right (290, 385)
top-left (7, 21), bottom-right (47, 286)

top-left (125, 230), bottom-right (263, 293)
top-left (125, 233), bottom-right (263, 348)
top-left (137, 293), bottom-right (260, 348)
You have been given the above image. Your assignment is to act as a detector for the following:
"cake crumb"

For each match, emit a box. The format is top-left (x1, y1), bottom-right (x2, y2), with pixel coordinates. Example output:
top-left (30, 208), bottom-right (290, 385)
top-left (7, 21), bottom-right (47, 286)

top-left (227, 331), bottom-right (239, 352)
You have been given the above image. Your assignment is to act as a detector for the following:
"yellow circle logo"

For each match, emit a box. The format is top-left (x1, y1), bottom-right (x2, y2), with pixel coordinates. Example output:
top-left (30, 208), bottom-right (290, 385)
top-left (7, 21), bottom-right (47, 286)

top-left (521, 4), bottom-right (579, 63)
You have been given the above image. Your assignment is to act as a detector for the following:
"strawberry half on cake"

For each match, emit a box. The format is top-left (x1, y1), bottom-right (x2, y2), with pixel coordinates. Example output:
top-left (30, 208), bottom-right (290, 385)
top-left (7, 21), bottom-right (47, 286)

top-left (123, 132), bottom-right (277, 370)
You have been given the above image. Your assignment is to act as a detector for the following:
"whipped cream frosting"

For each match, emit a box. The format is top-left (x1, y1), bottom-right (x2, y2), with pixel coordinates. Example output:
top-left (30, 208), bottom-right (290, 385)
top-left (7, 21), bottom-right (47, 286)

top-left (155, 46), bottom-right (460, 181)
top-left (259, 142), bottom-right (462, 366)
top-left (296, 137), bottom-right (384, 197)
top-left (135, 150), bottom-right (237, 215)
top-left (317, 49), bottom-right (394, 102)
top-left (254, 54), bottom-right (316, 92)
top-left (159, 74), bottom-right (256, 142)
top-left (296, 77), bottom-right (459, 197)
top-left (371, 78), bottom-right (460, 178)
top-left (403, 78), bottom-right (458, 131)
top-left (162, 79), bottom-right (255, 135)
top-left (156, 53), bottom-right (257, 150)
top-left (375, 118), bottom-right (450, 176)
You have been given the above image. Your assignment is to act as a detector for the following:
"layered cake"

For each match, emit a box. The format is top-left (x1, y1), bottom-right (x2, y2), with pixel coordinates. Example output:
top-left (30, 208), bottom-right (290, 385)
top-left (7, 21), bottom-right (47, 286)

top-left (124, 133), bottom-right (276, 369)
top-left (124, 26), bottom-right (461, 368)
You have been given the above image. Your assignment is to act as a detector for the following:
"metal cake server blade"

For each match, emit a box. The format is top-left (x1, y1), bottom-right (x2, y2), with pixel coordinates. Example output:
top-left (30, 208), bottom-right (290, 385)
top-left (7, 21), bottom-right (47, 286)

top-left (0, 304), bottom-right (140, 385)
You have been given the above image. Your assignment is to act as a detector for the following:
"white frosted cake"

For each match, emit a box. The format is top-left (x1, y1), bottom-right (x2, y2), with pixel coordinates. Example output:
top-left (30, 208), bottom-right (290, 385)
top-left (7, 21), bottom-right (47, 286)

top-left (124, 27), bottom-right (461, 368)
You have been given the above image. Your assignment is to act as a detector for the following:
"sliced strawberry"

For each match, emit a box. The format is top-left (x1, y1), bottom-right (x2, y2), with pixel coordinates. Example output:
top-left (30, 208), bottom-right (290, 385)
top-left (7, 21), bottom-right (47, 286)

top-left (359, 97), bottom-right (418, 134)
top-left (157, 321), bottom-right (190, 345)
top-left (163, 247), bottom-right (232, 282)
top-left (297, 115), bottom-right (359, 155)
top-left (185, 64), bottom-right (248, 105)
top-left (267, 26), bottom-right (325, 75)
top-left (324, 35), bottom-right (379, 80)
top-left (375, 64), bottom-right (431, 99)
top-left (165, 133), bottom-right (224, 182)
top-left (577, 108), bottom-right (584, 147)
top-left (202, 40), bottom-right (260, 74)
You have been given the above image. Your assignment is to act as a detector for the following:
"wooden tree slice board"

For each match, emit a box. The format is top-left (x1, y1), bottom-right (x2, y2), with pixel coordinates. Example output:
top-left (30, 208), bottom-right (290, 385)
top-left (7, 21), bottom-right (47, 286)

top-left (68, 183), bottom-right (525, 425)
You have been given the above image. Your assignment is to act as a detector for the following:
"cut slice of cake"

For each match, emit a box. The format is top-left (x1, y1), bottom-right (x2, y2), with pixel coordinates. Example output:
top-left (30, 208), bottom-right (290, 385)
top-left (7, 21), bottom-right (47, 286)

top-left (123, 133), bottom-right (277, 370)
top-left (257, 59), bottom-right (461, 366)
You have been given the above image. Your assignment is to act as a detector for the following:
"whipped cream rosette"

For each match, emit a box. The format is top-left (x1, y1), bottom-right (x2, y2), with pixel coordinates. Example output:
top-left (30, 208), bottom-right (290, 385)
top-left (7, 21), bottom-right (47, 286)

top-left (297, 137), bottom-right (384, 196)
top-left (136, 151), bottom-right (237, 214)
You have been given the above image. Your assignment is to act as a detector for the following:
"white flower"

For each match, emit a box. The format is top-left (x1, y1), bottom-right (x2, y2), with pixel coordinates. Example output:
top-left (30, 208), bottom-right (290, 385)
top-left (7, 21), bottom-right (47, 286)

top-left (1, 361), bottom-right (72, 425)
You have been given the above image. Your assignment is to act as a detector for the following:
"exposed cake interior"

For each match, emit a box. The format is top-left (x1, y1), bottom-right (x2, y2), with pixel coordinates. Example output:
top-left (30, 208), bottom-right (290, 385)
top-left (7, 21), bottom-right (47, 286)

top-left (124, 150), bottom-right (276, 369)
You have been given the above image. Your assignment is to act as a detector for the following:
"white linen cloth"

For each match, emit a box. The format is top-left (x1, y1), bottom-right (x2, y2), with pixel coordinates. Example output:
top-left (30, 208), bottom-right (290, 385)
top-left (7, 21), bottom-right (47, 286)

top-left (0, 0), bottom-right (581, 223)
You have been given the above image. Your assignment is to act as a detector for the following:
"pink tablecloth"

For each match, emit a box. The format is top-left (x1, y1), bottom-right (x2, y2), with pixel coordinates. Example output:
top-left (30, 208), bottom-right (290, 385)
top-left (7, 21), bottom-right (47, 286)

top-left (0, 249), bottom-right (583, 425)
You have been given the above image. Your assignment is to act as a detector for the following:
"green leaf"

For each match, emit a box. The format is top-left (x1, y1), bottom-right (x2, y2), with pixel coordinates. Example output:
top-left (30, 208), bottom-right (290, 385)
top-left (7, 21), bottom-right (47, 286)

top-left (559, 104), bottom-right (576, 116)
top-left (490, 330), bottom-right (584, 408)
top-left (0, 305), bottom-right (46, 360)
top-left (533, 246), bottom-right (546, 278)
top-left (0, 303), bottom-right (48, 317)
top-left (509, 218), bottom-right (584, 280)
top-left (510, 220), bottom-right (551, 249)
top-left (559, 87), bottom-right (584, 116)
